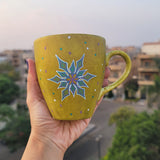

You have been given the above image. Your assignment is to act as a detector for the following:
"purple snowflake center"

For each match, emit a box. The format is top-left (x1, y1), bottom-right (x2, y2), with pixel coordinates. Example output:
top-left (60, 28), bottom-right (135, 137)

top-left (67, 74), bottom-right (79, 85)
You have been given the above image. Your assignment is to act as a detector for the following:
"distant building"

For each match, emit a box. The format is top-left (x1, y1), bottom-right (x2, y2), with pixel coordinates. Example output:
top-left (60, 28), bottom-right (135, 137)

top-left (109, 55), bottom-right (125, 83)
top-left (134, 41), bottom-right (160, 98)
top-left (108, 55), bottom-right (125, 99)
top-left (141, 42), bottom-right (160, 55)
top-left (1, 50), bottom-right (34, 105)
top-left (108, 42), bottom-right (160, 99)
top-left (2, 50), bottom-right (34, 86)
top-left (3, 50), bottom-right (22, 68)
top-left (107, 46), bottom-right (140, 58)
top-left (0, 53), bottom-right (7, 63)
top-left (137, 54), bottom-right (160, 98)
top-left (106, 46), bottom-right (139, 99)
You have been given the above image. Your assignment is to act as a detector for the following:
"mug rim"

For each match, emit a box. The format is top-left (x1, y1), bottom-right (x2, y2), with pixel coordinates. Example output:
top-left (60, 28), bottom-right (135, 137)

top-left (34, 33), bottom-right (105, 44)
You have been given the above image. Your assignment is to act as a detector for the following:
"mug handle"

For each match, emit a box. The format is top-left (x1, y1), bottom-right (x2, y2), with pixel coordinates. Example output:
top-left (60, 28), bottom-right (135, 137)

top-left (98, 50), bottom-right (132, 101)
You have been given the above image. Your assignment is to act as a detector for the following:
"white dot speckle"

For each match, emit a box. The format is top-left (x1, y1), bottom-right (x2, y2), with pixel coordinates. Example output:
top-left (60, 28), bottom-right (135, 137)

top-left (87, 47), bottom-right (89, 50)
top-left (102, 64), bottom-right (103, 66)
top-left (54, 99), bottom-right (56, 102)
top-left (94, 89), bottom-right (96, 91)
top-left (68, 36), bottom-right (71, 39)
top-left (40, 69), bottom-right (42, 72)
top-left (87, 108), bottom-right (90, 111)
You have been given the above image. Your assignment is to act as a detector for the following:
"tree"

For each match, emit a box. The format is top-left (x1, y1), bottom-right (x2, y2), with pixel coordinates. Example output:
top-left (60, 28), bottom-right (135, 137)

top-left (104, 91), bottom-right (114, 99)
top-left (153, 57), bottom-right (160, 73)
top-left (147, 57), bottom-right (160, 109)
top-left (124, 79), bottom-right (139, 99)
top-left (108, 90), bottom-right (114, 98)
top-left (106, 109), bottom-right (160, 160)
top-left (109, 106), bottom-right (136, 127)
top-left (101, 154), bottom-right (108, 160)
top-left (0, 75), bottom-right (20, 104)
top-left (147, 75), bottom-right (160, 109)
top-left (0, 62), bottom-right (20, 81)
top-left (0, 104), bottom-right (30, 152)
top-left (0, 62), bottom-right (29, 152)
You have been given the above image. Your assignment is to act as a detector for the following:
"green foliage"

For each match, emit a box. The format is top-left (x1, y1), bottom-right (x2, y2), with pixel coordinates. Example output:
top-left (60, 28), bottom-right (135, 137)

top-left (107, 109), bottom-right (160, 160)
top-left (124, 79), bottom-right (139, 99)
top-left (0, 62), bottom-right (20, 81)
top-left (147, 75), bottom-right (160, 108)
top-left (101, 154), bottom-right (108, 160)
top-left (0, 104), bottom-right (30, 152)
top-left (148, 75), bottom-right (160, 94)
top-left (0, 62), bottom-right (29, 152)
top-left (0, 104), bottom-right (15, 122)
top-left (153, 57), bottom-right (160, 71)
top-left (107, 90), bottom-right (114, 98)
top-left (147, 58), bottom-right (160, 108)
top-left (0, 75), bottom-right (19, 104)
top-left (109, 106), bottom-right (136, 127)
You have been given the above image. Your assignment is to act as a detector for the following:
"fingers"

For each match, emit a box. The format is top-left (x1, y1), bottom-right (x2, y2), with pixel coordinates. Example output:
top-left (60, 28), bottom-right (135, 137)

top-left (102, 79), bottom-right (109, 87)
top-left (102, 67), bottom-right (110, 87)
top-left (104, 66), bottom-right (111, 78)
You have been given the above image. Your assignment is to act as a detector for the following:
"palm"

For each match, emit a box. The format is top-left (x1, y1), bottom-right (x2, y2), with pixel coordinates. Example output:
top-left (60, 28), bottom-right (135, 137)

top-left (30, 99), bottom-right (91, 152)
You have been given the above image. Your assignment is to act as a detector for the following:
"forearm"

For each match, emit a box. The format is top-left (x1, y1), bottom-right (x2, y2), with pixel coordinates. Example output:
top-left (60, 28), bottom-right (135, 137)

top-left (21, 132), bottom-right (64, 160)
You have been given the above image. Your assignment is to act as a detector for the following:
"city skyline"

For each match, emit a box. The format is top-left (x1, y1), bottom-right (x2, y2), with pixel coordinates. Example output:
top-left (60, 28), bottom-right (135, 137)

top-left (1, 0), bottom-right (160, 51)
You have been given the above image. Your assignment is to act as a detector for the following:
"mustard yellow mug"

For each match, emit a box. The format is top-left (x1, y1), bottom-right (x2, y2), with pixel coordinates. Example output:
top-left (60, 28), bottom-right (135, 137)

top-left (34, 34), bottom-right (131, 120)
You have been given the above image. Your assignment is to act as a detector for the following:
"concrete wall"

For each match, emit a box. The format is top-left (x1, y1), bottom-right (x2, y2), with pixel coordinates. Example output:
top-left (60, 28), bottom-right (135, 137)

top-left (142, 44), bottom-right (160, 55)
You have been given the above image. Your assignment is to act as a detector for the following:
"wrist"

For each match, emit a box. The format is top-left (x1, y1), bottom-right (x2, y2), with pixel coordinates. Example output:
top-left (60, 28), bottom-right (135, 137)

top-left (21, 132), bottom-right (64, 160)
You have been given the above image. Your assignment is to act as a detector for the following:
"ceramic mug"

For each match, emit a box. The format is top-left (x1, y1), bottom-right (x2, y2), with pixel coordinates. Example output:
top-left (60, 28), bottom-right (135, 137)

top-left (34, 34), bottom-right (131, 120)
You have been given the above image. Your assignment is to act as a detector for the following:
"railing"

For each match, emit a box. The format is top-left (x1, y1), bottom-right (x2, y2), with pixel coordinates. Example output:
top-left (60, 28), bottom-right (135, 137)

top-left (138, 79), bottom-right (154, 85)
top-left (139, 78), bottom-right (154, 81)
top-left (141, 64), bottom-right (156, 67)
top-left (138, 66), bottom-right (159, 72)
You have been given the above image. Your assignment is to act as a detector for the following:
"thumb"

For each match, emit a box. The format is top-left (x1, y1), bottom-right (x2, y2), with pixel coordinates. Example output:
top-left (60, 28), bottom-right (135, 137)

top-left (26, 59), bottom-right (52, 124)
top-left (26, 59), bottom-right (45, 107)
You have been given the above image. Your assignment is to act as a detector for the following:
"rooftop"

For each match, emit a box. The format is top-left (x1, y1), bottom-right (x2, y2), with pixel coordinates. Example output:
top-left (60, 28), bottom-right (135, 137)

top-left (143, 42), bottom-right (160, 45)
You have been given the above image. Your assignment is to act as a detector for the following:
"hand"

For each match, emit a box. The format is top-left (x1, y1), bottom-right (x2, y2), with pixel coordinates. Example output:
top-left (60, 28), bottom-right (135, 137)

top-left (22, 59), bottom-right (110, 160)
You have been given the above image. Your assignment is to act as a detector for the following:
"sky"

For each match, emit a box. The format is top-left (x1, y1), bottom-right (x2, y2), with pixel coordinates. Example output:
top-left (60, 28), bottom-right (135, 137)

top-left (0, 0), bottom-right (160, 51)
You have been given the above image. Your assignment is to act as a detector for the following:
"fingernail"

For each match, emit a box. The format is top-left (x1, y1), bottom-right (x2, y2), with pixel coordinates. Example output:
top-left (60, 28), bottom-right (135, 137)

top-left (25, 59), bottom-right (29, 70)
top-left (108, 67), bottom-right (111, 71)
